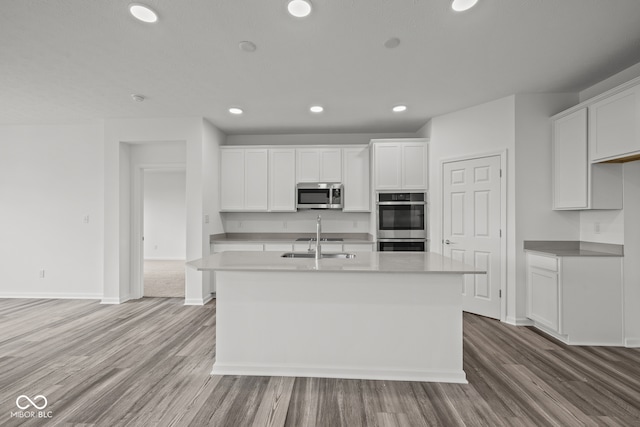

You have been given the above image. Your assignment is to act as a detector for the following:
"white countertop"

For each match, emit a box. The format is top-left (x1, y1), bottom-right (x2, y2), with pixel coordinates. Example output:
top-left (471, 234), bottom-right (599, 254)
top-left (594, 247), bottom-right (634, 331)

top-left (187, 251), bottom-right (485, 274)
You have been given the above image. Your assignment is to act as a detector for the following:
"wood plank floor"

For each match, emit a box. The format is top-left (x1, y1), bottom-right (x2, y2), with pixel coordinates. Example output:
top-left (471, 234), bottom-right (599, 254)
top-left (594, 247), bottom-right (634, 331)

top-left (1, 298), bottom-right (639, 426)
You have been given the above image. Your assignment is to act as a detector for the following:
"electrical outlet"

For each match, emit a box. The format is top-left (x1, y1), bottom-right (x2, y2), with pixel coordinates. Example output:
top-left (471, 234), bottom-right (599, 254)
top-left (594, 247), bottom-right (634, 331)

top-left (238, 221), bottom-right (242, 229)
top-left (353, 221), bottom-right (358, 229)
top-left (83, 215), bottom-right (90, 224)
top-left (204, 214), bottom-right (210, 224)
top-left (39, 269), bottom-right (45, 279)
top-left (594, 222), bottom-right (601, 234)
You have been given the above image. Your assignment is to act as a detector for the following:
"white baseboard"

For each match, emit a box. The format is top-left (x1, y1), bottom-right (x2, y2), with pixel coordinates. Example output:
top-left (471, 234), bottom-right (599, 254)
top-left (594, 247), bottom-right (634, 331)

top-left (0, 292), bottom-right (102, 300)
top-left (625, 338), bottom-right (640, 348)
top-left (211, 362), bottom-right (468, 384)
top-left (184, 293), bottom-right (215, 306)
top-left (144, 257), bottom-right (187, 261)
top-left (505, 316), bottom-right (534, 326)
top-left (101, 295), bottom-right (131, 304)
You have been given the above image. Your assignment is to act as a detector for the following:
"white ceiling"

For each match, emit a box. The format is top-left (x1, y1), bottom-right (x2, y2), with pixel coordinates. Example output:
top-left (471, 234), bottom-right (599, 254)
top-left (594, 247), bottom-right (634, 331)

top-left (2, 0), bottom-right (640, 135)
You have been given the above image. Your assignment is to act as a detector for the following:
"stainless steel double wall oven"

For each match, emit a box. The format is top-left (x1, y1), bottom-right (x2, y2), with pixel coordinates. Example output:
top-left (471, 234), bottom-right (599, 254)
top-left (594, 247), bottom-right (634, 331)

top-left (376, 192), bottom-right (428, 251)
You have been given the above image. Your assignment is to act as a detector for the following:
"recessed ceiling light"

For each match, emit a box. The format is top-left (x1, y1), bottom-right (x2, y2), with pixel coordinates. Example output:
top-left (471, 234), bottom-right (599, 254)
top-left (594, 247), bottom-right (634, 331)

top-left (384, 38), bottom-right (401, 49)
top-left (288, 0), bottom-right (312, 18)
top-left (392, 105), bottom-right (407, 113)
top-left (129, 3), bottom-right (158, 23)
top-left (451, 0), bottom-right (478, 12)
top-left (229, 107), bottom-right (243, 115)
top-left (131, 94), bottom-right (145, 102)
top-left (239, 41), bottom-right (257, 53)
top-left (310, 105), bottom-right (324, 113)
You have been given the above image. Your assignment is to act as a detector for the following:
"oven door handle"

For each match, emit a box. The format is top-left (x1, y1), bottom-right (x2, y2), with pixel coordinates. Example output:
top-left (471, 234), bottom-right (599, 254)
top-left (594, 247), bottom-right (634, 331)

top-left (377, 201), bottom-right (426, 205)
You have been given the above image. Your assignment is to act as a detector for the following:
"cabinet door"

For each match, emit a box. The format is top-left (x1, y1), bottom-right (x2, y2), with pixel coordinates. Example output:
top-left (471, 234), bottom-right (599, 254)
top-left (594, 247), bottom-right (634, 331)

top-left (342, 146), bottom-right (370, 212)
top-left (220, 149), bottom-right (245, 211)
top-left (527, 265), bottom-right (559, 332)
top-left (263, 243), bottom-right (293, 252)
top-left (269, 149), bottom-right (296, 211)
top-left (296, 149), bottom-right (320, 182)
top-left (244, 149), bottom-right (268, 211)
top-left (373, 143), bottom-right (402, 189)
top-left (343, 243), bottom-right (373, 252)
top-left (402, 143), bottom-right (428, 189)
top-left (553, 109), bottom-right (588, 209)
top-left (213, 243), bottom-right (264, 252)
top-left (590, 85), bottom-right (640, 162)
top-left (319, 149), bottom-right (342, 182)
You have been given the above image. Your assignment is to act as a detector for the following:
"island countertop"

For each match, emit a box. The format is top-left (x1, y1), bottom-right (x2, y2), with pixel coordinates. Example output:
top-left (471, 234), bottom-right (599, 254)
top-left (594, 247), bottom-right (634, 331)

top-left (187, 251), bottom-right (485, 274)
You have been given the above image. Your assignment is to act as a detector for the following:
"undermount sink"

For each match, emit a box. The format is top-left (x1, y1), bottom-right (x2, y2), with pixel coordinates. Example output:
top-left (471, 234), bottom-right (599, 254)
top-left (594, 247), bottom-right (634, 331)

top-left (281, 252), bottom-right (356, 259)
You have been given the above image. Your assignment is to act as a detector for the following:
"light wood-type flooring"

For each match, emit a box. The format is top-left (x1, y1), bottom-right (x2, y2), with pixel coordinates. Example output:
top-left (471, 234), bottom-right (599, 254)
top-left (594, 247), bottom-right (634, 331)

top-left (1, 298), bottom-right (639, 426)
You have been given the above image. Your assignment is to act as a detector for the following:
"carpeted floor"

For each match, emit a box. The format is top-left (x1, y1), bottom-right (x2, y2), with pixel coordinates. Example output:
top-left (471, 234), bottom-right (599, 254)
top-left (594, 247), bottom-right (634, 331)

top-left (143, 260), bottom-right (185, 297)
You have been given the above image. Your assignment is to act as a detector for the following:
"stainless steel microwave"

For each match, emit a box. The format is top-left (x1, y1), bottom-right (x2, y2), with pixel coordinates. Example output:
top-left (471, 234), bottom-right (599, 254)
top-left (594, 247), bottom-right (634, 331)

top-left (296, 183), bottom-right (343, 210)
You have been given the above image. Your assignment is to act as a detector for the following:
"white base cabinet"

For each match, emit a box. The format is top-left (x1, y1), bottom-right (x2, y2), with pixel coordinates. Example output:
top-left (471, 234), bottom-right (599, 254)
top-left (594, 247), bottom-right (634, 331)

top-left (526, 252), bottom-right (623, 345)
top-left (213, 242), bottom-right (374, 254)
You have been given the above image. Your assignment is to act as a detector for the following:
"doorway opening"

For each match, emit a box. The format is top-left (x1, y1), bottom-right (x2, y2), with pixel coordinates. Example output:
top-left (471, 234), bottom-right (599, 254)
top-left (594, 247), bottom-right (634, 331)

top-left (142, 169), bottom-right (187, 298)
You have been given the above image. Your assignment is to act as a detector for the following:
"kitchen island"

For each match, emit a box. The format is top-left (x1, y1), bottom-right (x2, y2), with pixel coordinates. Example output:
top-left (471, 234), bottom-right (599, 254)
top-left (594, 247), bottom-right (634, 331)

top-left (187, 251), bottom-right (484, 383)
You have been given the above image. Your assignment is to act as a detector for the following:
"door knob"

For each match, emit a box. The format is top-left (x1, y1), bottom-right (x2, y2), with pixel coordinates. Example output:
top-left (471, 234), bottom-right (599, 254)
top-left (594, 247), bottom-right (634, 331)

top-left (444, 239), bottom-right (457, 245)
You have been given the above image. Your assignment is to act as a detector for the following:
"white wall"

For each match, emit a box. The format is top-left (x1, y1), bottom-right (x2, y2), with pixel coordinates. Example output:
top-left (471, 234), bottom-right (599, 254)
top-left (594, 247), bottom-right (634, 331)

top-left (513, 93), bottom-right (581, 319)
top-left (0, 122), bottom-right (104, 299)
top-left (579, 210), bottom-right (625, 244)
top-left (226, 132), bottom-right (416, 146)
top-left (622, 161), bottom-right (640, 346)
top-left (427, 94), bottom-right (578, 323)
top-left (577, 62), bottom-right (640, 245)
top-left (222, 211), bottom-right (371, 234)
top-left (202, 119), bottom-right (226, 294)
top-left (144, 170), bottom-right (186, 260)
top-left (579, 62), bottom-right (640, 102)
top-left (103, 117), bottom-right (221, 305)
top-left (428, 96), bottom-right (516, 321)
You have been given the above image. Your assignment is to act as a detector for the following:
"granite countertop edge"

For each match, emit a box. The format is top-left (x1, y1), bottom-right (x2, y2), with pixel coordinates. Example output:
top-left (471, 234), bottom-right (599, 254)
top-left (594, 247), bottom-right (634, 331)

top-left (523, 241), bottom-right (623, 257)
top-left (188, 251), bottom-right (485, 275)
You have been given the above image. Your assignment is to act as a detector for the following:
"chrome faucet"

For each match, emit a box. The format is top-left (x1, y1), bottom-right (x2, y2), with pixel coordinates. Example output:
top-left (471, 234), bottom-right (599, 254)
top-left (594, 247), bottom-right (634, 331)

top-left (315, 214), bottom-right (322, 260)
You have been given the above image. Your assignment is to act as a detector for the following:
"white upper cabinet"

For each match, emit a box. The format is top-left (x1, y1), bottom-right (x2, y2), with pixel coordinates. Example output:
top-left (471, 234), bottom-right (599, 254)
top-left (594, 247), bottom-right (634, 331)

top-left (220, 148), bottom-right (268, 211)
top-left (220, 149), bottom-right (246, 211)
top-left (268, 149), bottom-right (296, 212)
top-left (296, 148), bottom-right (342, 182)
top-left (244, 149), bottom-right (269, 210)
top-left (552, 108), bottom-right (622, 210)
top-left (342, 146), bottom-right (370, 212)
top-left (552, 109), bottom-right (589, 209)
top-left (590, 84), bottom-right (640, 162)
top-left (371, 139), bottom-right (428, 190)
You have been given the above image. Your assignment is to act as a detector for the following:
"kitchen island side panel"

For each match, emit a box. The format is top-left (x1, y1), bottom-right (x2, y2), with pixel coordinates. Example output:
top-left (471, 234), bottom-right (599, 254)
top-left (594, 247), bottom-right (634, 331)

top-left (212, 271), bottom-right (466, 383)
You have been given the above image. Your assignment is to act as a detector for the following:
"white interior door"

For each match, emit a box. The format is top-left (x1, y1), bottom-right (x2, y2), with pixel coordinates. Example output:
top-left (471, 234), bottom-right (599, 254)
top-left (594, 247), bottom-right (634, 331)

top-left (443, 155), bottom-right (502, 319)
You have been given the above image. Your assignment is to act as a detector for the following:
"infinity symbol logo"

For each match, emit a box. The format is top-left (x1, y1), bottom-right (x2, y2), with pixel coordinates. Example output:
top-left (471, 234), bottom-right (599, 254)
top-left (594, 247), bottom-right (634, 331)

top-left (16, 395), bottom-right (48, 410)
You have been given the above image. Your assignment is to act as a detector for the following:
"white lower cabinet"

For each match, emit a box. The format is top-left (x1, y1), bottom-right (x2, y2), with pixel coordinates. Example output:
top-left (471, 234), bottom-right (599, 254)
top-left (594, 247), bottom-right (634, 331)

top-left (343, 243), bottom-right (373, 252)
top-left (212, 243), bottom-right (264, 253)
top-left (293, 243), bottom-right (343, 252)
top-left (213, 241), bottom-right (373, 254)
top-left (263, 243), bottom-right (294, 252)
top-left (526, 252), bottom-right (623, 345)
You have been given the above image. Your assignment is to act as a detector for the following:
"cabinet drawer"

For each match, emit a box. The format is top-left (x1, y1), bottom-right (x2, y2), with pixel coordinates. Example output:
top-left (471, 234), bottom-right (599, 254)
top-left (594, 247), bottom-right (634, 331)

top-left (527, 254), bottom-right (558, 271)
